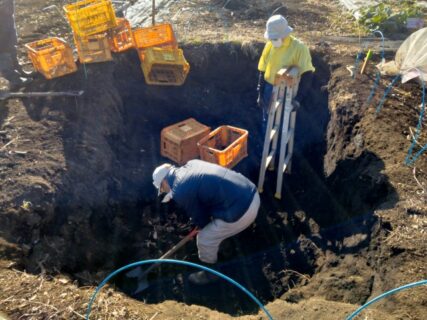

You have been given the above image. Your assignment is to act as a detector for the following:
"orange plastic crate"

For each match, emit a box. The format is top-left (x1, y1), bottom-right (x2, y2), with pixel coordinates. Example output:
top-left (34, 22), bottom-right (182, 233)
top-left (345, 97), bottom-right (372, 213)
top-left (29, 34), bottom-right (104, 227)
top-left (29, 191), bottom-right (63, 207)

top-left (108, 18), bottom-right (134, 52)
top-left (74, 33), bottom-right (112, 63)
top-left (24, 37), bottom-right (77, 79)
top-left (198, 125), bottom-right (248, 168)
top-left (141, 47), bottom-right (190, 86)
top-left (64, 0), bottom-right (117, 37)
top-left (161, 118), bottom-right (210, 165)
top-left (133, 23), bottom-right (177, 50)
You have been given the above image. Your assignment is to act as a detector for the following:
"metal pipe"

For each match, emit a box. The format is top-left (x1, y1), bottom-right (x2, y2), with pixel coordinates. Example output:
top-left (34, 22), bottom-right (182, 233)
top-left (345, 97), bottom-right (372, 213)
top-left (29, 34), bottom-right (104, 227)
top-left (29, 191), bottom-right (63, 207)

top-left (152, 0), bottom-right (155, 26)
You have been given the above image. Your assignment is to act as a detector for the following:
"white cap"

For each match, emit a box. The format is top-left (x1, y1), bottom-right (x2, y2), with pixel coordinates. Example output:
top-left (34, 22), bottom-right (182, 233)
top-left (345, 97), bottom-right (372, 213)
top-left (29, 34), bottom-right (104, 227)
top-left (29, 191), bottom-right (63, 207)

top-left (152, 163), bottom-right (172, 195)
top-left (264, 15), bottom-right (293, 40)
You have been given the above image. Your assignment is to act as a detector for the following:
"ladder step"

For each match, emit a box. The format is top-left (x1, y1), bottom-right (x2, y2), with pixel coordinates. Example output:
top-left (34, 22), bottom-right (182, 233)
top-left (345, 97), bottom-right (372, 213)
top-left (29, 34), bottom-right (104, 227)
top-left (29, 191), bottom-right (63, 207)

top-left (284, 128), bottom-right (294, 144)
top-left (274, 100), bottom-right (282, 111)
top-left (265, 150), bottom-right (275, 169)
top-left (281, 153), bottom-right (293, 173)
top-left (269, 127), bottom-right (279, 141)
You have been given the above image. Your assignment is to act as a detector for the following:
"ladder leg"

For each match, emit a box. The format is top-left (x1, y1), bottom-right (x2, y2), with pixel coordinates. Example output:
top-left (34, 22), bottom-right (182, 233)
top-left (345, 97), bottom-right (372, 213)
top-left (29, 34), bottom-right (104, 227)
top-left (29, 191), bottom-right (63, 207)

top-left (287, 110), bottom-right (297, 173)
top-left (268, 84), bottom-right (285, 171)
top-left (275, 86), bottom-right (293, 199)
top-left (257, 87), bottom-right (279, 193)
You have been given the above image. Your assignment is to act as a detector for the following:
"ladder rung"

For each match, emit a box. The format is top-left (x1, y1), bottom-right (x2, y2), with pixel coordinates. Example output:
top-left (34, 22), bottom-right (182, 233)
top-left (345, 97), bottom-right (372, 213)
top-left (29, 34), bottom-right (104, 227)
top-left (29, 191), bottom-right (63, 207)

top-left (281, 153), bottom-right (293, 173)
top-left (284, 128), bottom-right (294, 144)
top-left (269, 127), bottom-right (278, 140)
top-left (274, 100), bottom-right (282, 111)
top-left (265, 151), bottom-right (275, 169)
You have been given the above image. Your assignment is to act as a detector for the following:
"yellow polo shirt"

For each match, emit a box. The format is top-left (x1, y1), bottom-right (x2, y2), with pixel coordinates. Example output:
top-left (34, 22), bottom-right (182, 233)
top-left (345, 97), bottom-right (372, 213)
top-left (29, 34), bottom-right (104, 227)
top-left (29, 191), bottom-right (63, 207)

top-left (258, 36), bottom-right (315, 85)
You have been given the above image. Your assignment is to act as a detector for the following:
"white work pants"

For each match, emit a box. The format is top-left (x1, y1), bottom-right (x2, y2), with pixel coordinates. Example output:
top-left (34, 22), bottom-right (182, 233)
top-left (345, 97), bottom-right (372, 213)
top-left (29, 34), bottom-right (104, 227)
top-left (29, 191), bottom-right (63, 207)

top-left (197, 192), bottom-right (260, 264)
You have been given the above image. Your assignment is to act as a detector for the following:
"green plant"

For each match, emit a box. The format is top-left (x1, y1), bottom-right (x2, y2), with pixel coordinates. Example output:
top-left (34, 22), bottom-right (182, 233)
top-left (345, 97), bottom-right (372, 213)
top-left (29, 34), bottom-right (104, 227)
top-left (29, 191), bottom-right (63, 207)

top-left (357, 0), bottom-right (424, 31)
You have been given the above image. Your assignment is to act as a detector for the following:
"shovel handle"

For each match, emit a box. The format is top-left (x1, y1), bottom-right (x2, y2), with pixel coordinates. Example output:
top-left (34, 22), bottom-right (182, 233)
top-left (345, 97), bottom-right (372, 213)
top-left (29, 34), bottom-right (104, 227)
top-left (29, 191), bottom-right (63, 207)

top-left (140, 228), bottom-right (198, 277)
top-left (158, 228), bottom-right (198, 259)
top-left (0, 90), bottom-right (84, 100)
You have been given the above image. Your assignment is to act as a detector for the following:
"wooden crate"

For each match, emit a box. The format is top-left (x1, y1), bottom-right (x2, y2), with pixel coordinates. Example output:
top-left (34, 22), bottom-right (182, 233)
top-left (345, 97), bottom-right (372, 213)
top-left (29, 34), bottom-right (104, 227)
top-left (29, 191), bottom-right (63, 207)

top-left (74, 33), bottom-right (112, 63)
top-left (161, 118), bottom-right (210, 165)
top-left (198, 125), bottom-right (248, 168)
top-left (24, 37), bottom-right (77, 79)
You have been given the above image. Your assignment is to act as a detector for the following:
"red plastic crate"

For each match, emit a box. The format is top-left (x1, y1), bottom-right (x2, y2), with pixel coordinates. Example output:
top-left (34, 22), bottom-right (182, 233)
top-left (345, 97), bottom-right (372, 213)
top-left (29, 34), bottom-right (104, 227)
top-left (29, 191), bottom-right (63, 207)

top-left (133, 23), bottom-right (177, 50)
top-left (108, 18), bottom-right (134, 52)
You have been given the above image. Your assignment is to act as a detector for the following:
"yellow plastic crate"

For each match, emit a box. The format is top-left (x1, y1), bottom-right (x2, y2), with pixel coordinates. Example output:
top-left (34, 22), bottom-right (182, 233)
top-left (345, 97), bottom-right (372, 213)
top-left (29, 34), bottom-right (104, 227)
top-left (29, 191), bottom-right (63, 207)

top-left (24, 37), bottom-right (77, 79)
top-left (141, 48), bottom-right (190, 86)
top-left (64, 0), bottom-right (117, 37)
top-left (74, 33), bottom-right (113, 64)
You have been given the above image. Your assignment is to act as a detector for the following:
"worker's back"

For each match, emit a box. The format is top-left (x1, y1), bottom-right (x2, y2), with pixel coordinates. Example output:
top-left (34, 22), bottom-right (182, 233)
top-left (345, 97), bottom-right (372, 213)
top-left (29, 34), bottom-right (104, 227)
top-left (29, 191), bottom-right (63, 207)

top-left (166, 160), bottom-right (257, 227)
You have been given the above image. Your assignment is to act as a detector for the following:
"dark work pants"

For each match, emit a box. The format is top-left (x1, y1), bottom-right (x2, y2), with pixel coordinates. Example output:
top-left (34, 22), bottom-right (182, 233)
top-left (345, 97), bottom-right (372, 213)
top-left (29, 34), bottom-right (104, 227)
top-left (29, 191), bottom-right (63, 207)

top-left (0, 0), bottom-right (17, 53)
top-left (0, 0), bottom-right (19, 76)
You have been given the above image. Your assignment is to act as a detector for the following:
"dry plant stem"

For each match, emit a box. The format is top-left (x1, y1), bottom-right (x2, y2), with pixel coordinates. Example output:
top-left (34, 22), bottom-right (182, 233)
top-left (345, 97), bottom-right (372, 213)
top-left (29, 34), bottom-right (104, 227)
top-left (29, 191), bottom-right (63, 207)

top-left (149, 311), bottom-right (160, 320)
top-left (412, 167), bottom-right (426, 195)
top-left (283, 269), bottom-right (311, 282)
top-left (409, 127), bottom-right (424, 149)
top-left (0, 137), bottom-right (18, 151)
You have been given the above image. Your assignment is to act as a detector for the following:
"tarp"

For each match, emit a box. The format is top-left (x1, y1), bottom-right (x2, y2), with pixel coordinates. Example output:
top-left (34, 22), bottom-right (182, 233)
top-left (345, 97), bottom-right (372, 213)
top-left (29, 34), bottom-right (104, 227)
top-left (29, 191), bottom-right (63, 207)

top-left (378, 27), bottom-right (427, 83)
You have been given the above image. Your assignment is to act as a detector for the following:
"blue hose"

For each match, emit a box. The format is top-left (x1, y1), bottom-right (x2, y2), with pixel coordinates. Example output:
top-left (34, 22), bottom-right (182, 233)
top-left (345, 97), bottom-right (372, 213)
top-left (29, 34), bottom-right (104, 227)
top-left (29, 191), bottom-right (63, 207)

top-left (366, 30), bottom-right (385, 105)
top-left (372, 30), bottom-right (385, 61)
top-left (367, 71), bottom-right (381, 105)
top-left (405, 76), bottom-right (426, 165)
top-left (353, 51), bottom-right (363, 80)
top-left (376, 74), bottom-right (401, 113)
top-left (346, 280), bottom-right (427, 320)
top-left (86, 259), bottom-right (274, 320)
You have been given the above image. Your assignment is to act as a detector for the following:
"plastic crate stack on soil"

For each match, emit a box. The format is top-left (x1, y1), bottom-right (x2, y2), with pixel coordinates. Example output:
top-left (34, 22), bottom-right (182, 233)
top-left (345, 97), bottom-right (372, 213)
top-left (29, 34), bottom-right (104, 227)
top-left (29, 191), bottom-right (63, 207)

top-left (160, 119), bottom-right (248, 168)
top-left (133, 23), bottom-right (190, 86)
top-left (24, 37), bottom-right (77, 79)
top-left (64, 0), bottom-right (117, 63)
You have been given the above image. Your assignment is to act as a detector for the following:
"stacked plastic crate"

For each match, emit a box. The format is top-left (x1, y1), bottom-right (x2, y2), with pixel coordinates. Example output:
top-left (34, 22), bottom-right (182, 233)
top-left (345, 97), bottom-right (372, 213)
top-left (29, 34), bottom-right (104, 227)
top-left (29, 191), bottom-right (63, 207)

top-left (64, 0), bottom-right (134, 64)
top-left (133, 24), bottom-right (190, 86)
top-left (24, 37), bottom-right (78, 79)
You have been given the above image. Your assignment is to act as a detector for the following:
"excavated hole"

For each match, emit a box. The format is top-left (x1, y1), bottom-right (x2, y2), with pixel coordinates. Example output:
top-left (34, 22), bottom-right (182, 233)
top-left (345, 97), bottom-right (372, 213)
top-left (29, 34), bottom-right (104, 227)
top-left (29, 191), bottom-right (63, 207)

top-left (15, 42), bottom-right (397, 316)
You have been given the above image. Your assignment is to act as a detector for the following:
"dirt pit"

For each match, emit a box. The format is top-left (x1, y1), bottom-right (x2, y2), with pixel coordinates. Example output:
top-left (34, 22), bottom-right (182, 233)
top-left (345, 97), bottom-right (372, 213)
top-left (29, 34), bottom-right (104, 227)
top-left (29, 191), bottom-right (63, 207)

top-left (0, 42), bottom-right (421, 318)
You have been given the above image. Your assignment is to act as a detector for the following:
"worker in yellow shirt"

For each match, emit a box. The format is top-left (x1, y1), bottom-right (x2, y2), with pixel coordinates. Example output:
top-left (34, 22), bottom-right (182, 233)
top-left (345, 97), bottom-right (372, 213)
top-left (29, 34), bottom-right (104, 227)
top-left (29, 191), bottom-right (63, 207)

top-left (257, 15), bottom-right (315, 111)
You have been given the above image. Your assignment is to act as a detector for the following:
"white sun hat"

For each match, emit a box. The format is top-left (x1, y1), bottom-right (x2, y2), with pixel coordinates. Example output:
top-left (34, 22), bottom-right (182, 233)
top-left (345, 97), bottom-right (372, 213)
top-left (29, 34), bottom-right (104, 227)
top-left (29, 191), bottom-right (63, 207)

top-left (264, 15), bottom-right (293, 40)
top-left (152, 163), bottom-right (172, 195)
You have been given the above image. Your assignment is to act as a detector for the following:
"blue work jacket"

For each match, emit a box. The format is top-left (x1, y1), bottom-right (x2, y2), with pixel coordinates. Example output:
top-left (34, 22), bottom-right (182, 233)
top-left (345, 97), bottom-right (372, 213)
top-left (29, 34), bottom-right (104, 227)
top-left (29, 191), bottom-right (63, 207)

top-left (165, 160), bottom-right (257, 228)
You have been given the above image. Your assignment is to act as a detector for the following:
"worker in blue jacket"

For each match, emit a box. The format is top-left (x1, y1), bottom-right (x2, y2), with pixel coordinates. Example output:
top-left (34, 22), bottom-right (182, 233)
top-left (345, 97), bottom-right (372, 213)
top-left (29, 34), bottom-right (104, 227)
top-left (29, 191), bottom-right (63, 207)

top-left (152, 159), bottom-right (261, 285)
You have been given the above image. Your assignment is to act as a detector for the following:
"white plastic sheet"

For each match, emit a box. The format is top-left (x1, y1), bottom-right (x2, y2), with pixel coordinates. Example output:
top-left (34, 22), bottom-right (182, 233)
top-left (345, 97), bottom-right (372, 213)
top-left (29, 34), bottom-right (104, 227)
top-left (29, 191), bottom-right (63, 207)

top-left (378, 28), bottom-right (427, 83)
top-left (125, 0), bottom-right (173, 27)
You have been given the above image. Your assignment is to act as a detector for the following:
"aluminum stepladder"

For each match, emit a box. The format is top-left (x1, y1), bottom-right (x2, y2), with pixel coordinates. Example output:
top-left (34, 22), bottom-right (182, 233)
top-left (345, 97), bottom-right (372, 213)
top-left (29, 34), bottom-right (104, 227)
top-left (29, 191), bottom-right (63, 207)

top-left (258, 67), bottom-right (299, 199)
